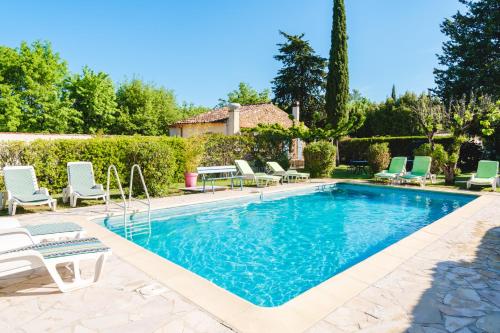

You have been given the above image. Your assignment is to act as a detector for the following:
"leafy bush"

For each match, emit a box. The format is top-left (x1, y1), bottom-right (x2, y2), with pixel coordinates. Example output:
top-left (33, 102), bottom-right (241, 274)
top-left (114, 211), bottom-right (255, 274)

top-left (303, 141), bottom-right (336, 177)
top-left (414, 143), bottom-right (448, 174)
top-left (0, 136), bottom-right (186, 197)
top-left (200, 134), bottom-right (255, 166)
top-left (339, 136), bottom-right (454, 163)
top-left (184, 136), bottom-right (206, 173)
top-left (366, 143), bottom-right (390, 173)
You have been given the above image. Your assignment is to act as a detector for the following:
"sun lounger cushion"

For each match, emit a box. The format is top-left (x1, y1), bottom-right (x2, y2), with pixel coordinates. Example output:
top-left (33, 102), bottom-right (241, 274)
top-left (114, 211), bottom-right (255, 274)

top-left (2, 238), bottom-right (109, 259)
top-left (24, 223), bottom-right (83, 237)
top-left (13, 193), bottom-right (51, 203)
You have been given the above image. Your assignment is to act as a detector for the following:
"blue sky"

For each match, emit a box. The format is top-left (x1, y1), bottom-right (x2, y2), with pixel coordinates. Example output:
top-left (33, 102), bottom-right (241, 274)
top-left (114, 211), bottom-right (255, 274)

top-left (2, 0), bottom-right (464, 107)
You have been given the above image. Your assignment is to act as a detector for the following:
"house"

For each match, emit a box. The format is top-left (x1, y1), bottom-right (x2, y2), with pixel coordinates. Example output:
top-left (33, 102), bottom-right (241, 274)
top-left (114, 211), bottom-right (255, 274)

top-left (169, 103), bottom-right (293, 138)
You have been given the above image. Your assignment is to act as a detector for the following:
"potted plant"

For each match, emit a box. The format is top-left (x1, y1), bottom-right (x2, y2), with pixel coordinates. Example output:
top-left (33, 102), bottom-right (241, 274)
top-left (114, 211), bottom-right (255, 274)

top-left (184, 138), bottom-right (205, 188)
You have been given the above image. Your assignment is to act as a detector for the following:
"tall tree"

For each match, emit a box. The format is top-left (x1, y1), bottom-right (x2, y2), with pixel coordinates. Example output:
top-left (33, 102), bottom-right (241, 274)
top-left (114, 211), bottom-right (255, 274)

top-left (218, 82), bottom-right (270, 107)
top-left (114, 79), bottom-right (179, 135)
top-left (66, 67), bottom-right (118, 134)
top-left (434, 0), bottom-right (500, 102)
top-left (325, 0), bottom-right (349, 133)
top-left (0, 41), bottom-right (81, 133)
top-left (411, 93), bottom-right (445, 149)
top-left (391, 85), bottom-right (397, 100)
top-left (272, 31), bottom-right (327, 128)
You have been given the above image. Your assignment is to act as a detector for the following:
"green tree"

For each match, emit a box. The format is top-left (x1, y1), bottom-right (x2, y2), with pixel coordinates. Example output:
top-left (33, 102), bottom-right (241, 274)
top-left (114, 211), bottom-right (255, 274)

top-left (391, 85), bottom-right (397, 100)
top-left (271, 31), bottom-right (327, 128)
top-left (411, 93), bottom-right (445, 149)
top-left (325, 0), bottom-right (349, 134)
top-left (434, 0), bottom-right (500, 102)
top-left (114, 79), bottom-right (179, 135)
top-left (354, 92), bottom-right (422, 137)
top-left (442, 94), bottom-right (499, 184)
top-left (0, 41), bottom-right (81, 133)
top-left (66, 67), bottom-right (118, 133)
top-left (218, 82), bottom-right (270, 107)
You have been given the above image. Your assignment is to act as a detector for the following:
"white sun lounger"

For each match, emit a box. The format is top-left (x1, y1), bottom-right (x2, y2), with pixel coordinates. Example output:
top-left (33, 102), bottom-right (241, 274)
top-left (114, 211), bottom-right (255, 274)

top-left (235, 160), bottom-right (282, 187)
top-left (2, 166), bottom-right (57, 215)
top-left (0, 234), bottom-right (110, 292)
top-left (63, 162), bottom-right (107, 207)
top-left (0, 217), bottom-right (85, 243)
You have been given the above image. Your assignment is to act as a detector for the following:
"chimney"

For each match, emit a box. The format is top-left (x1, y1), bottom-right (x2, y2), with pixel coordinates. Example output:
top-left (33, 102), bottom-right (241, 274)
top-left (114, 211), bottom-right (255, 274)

top-left (292, 101), bottom-right (300, 123)
top-left (227, 103), bottom-right (241, 135)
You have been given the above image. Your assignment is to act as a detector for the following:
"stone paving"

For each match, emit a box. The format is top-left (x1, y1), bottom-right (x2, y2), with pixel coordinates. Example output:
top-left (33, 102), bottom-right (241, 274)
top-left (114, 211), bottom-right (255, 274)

top-left (1, 183), bottom-right (499, 333)
top-left (306, 194), bottom-right (500, 333)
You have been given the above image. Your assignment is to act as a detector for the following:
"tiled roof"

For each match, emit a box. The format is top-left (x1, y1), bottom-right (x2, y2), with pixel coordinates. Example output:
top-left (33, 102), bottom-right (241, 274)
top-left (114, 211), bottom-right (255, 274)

top-left (172, 103), bottom-right (293, 128)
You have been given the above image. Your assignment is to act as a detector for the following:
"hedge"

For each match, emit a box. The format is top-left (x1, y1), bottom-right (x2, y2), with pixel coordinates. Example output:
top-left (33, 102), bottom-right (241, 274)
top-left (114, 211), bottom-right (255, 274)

top-left (0, 136), bottom-right (186, 197)
top-left (339, 136), bottom-right (455, 163)
top-left (0, 134), bottom-right (271, 197)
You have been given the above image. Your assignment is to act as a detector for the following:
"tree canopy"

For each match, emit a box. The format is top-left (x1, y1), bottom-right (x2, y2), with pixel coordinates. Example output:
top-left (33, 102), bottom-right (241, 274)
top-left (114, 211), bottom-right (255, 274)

top-left (66, 66), bottom-right (118, 134)
top-left (271, 31), bottom-right (327, 128)
top-left (218, 82), bottom-right (270, 107)
top-left (0, 41), bottom-right (81, 133)
top-left (434, 0), bottom-right (500, 101)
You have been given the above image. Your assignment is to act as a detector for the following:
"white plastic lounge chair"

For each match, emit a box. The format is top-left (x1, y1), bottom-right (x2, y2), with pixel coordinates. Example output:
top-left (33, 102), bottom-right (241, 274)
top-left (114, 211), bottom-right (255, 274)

top-left (235, 160), bottom-right (281, 187)
top-left (0, 234), bottom-right (110, 292)
top-left (400, 156), bottom-right (432, 187)
top-left (2, 166), bottom-right (56, 215)
top-left (266, 161), bottom-right (310, 183)
top-left (63, 162), bottom-right (107, 207)
top-left (0, 217), bottom-right (85, 243)
top-left (374, 157), bottom-right (407, 184)
top-left (467, 160), bottom-right (499, 191)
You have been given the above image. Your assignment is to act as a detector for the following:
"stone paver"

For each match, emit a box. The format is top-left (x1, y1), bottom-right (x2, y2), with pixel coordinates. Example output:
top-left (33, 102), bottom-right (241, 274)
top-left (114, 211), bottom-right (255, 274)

top-left (0, 250), bottom-right (233, 333)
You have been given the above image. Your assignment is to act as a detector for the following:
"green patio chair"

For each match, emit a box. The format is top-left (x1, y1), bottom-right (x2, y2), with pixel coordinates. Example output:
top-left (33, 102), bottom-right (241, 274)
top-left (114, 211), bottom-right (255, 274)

top-left (400, 156), bottom-right (432, 187)
top-left (466, 160), bottom-right (499, 191)
top-left (266, 161), bottom-right (310, 183)
top-left (2, 166), bottom-right (56, 216)
top-left (62, 162), bottom-right (107, 207)
top-left (235, 160), bottom-right (282, 187)
top-left (374, 157), bottom-right (407, 184)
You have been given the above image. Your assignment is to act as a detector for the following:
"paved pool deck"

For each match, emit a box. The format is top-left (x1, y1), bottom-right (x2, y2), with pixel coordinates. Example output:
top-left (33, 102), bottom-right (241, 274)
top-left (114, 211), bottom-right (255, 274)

top-left (1, 180), bottom-right (499, 333)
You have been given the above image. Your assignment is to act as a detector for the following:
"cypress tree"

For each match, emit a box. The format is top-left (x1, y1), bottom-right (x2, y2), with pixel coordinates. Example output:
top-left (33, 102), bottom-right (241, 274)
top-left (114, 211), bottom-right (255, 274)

top-left (391, 84), bottom-right (397, 100)
top-left (325, 0), bottom-right (349, 132)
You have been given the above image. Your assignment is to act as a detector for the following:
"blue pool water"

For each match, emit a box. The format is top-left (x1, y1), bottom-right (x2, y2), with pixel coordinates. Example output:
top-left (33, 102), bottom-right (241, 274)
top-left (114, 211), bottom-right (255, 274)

top-left (101, 183), bottom-right (475, 307)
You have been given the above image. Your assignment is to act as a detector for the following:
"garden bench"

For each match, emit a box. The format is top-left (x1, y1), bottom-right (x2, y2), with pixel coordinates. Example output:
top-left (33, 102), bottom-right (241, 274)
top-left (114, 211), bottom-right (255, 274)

top-left (197, 166), bottom-right (243, 194)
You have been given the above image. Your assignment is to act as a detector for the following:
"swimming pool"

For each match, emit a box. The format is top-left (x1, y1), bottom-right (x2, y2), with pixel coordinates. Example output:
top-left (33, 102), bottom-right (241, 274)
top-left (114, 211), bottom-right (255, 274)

top-left (101, 183), bottom-right (475, 307)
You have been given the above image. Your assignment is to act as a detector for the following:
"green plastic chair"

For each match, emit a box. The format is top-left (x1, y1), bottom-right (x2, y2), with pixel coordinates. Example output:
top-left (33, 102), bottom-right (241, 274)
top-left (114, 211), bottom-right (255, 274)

top-left (401, 156), bottom-right (432, 187)
top-left (235, 160), bottom-right (282, 187)
top-left (63, 162), bottom-right (107, 207)
top-left (467, 160), bottom-right (499, 191)
top-left (266, 161), bottom-right (310, 183)
top-left (2, 166), bottom-right (56, 215)
top-left (374, 157), bottom-right (407, 184)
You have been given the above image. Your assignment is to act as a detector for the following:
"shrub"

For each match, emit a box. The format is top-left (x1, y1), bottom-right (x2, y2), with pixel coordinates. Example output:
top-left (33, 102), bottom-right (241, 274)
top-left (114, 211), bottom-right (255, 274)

top-left (184, 136), bottom-right (206, 173)
top-left (0, 136), bottom-right (186, 197)
top-left (200, 134), bottom-right (254, 166)
top-left (339, 136), bottom-right (454, 163)
top-left (414, 143), bottom-right (448, 174)
top-left (303, 141), bottom-right (336, 177)
top-left (367, 143), bottom-right (390, 173)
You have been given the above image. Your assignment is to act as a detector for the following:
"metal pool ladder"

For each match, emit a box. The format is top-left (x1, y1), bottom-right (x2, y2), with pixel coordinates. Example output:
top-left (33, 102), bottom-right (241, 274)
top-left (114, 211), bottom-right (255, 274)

top-left (106, 164), bottom-right (151, 240)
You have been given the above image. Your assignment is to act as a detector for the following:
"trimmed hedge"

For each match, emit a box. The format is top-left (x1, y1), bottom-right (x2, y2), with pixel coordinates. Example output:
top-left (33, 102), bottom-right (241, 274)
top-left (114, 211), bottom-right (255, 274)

top-left (339, 136), bottom-right (454, 163)
top-left (0, 134), bottom-right (275, 197)
top-left (0, 136), bottom-right (186, 197)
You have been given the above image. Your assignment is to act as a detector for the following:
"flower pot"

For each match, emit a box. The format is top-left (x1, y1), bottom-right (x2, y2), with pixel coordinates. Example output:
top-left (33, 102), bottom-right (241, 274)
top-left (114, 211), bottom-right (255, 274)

top-left (184, 172), bottom-right (198, 188)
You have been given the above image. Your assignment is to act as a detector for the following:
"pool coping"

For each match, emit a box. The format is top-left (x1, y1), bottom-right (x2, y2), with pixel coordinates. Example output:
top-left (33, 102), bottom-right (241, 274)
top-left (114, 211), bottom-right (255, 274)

top-left (71, 181), bottom-right (494, 333)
